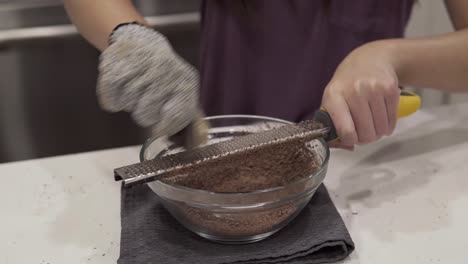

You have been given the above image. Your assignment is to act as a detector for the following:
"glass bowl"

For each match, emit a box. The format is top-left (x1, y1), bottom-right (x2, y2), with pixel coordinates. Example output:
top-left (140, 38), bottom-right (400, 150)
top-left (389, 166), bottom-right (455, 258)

top-left (140, 115), bottom-right (330, 244)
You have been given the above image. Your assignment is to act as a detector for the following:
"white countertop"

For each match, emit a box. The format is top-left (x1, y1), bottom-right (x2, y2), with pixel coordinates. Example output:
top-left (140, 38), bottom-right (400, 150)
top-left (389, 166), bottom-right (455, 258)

top-left (1, 103), bottom-right (468, 264)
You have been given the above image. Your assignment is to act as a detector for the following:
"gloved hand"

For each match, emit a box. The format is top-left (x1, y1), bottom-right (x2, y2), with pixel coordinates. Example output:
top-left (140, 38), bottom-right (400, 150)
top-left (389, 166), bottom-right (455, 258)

top-left (96, 22), bottom-right (201, 138)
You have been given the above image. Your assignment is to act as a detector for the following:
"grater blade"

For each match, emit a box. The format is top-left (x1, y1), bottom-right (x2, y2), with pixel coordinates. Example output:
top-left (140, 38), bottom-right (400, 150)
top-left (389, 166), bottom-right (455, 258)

top-left (114, 120), bottom-right (329, 187)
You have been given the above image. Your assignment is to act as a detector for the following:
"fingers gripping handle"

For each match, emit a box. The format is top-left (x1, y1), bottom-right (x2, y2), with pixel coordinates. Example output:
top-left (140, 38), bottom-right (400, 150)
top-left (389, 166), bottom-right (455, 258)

top-left (314, 90), bottom-right (421, 142)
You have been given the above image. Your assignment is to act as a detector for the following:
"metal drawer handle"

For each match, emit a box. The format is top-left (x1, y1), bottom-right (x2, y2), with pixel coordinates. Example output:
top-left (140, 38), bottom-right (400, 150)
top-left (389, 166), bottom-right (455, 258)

top-left (0, 12), bottom-right (200, 48)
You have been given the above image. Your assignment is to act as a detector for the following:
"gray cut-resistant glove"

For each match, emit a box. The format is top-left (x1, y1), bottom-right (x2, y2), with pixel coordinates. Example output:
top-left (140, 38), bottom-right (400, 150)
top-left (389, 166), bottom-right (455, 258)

top-left (97, 22), bottom-right (202, 139)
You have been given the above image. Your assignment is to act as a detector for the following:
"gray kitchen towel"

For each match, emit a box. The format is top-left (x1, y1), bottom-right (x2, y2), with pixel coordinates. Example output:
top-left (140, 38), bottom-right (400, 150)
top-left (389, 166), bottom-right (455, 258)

top-left (118, 184), bottom-right (354, 264)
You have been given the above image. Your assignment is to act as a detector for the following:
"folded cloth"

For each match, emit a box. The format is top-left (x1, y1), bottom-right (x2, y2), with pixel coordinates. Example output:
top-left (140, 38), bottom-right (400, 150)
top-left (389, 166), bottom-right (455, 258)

top-left (118, 184), bottom-right (354, 264)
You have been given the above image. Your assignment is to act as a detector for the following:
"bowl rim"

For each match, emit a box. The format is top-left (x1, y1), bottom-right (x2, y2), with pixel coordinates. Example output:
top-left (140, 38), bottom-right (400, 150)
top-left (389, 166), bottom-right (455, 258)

top-left (139, 114), bottom-right (330, 197)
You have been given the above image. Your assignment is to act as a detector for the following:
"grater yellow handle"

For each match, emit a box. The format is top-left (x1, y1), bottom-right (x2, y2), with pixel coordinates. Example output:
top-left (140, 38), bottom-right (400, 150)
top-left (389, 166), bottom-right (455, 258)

top-left (397, 90), bottom-right (421, 118)
top-left (315, 90), bottom-right (421, 142)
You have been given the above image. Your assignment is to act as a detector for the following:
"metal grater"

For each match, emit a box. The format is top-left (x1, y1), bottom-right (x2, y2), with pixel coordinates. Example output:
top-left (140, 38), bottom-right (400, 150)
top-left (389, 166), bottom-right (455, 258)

top-left (114, 120), bottom-right (330, 187)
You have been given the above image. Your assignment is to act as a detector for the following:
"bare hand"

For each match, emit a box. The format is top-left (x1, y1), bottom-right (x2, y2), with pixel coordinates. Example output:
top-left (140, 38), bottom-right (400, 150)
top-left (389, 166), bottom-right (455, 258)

top-left (321, 41), bottom-right (401, 150)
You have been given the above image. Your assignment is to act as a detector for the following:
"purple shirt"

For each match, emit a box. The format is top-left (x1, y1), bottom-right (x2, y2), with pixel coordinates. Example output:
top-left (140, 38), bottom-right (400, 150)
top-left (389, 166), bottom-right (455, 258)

top-left (199, 0), bottom-right (413, 122)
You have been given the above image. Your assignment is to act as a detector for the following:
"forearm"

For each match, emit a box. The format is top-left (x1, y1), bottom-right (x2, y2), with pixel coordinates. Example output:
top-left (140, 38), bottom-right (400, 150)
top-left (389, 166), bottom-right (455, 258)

top-left (385, 29), bottom-right (468, 92)
top-left (64, 0), bottom-right (147, 51)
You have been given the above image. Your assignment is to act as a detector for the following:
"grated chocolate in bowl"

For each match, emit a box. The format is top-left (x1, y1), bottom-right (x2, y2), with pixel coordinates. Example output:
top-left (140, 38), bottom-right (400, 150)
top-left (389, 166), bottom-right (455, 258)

top-left (159, 139), bottom-right (321, 241)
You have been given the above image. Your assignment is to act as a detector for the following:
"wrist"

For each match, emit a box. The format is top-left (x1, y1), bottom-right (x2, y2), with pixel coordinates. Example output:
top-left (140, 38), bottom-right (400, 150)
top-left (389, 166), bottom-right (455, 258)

top-left (368, 39), bottom-right (409, 85)
top-left (109, 21), bottom-right (155, 45)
